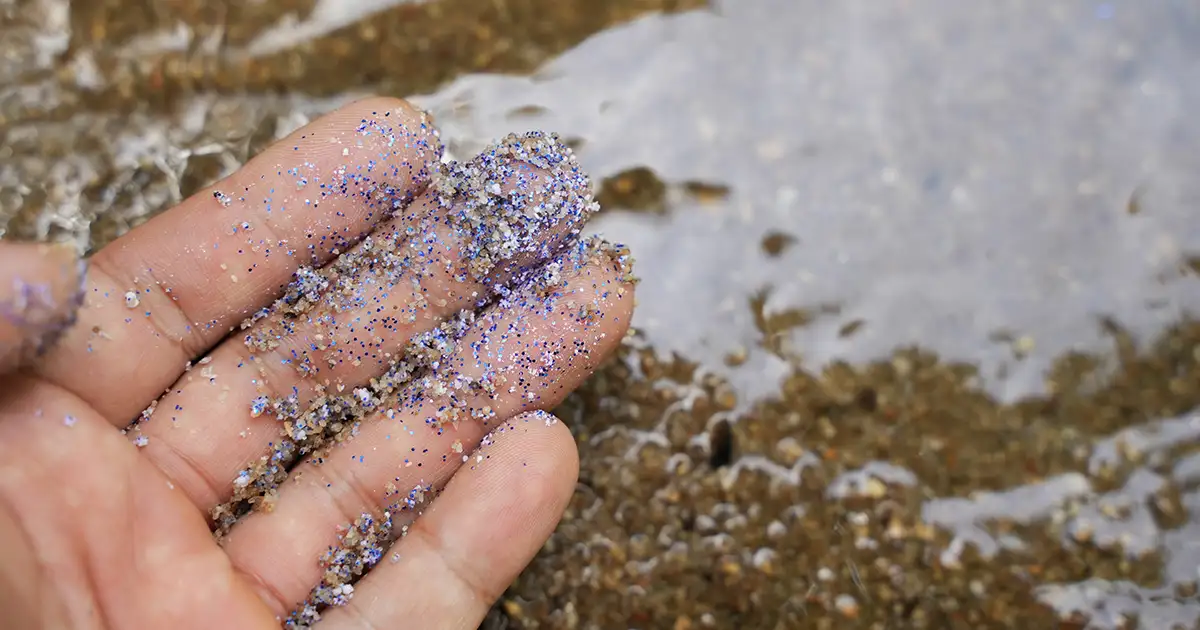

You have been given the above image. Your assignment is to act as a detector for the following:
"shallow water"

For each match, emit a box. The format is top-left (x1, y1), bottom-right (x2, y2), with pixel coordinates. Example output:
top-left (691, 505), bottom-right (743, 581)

top-left (4, 0), bottom-right (1200, 627)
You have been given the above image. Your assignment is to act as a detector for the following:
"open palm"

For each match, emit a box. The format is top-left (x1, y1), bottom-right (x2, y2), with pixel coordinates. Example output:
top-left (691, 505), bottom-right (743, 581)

top-left (0, 97), bottom-right (633, 629)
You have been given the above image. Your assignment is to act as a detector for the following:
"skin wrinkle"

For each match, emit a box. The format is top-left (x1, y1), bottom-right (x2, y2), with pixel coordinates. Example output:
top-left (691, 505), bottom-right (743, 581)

top-left (77, 256), bottom-right (198, 428)
top-left (0, 484), bottom-right (69, 628)
top-left (145, 411), bottom-right (229, 510)
top-left (235, 562), bottom-right (294, 622)
top-left (50, 465), bottom-right (115, 630)
top-left (338, 598), bottom-right (387, 630)
top-left (91, 251), bottom-right (197, 360)
top-left (0, 378), bottom-right (104, 628)
top-left (312, 458), bottom-right (391, 551)
top-left (65, 415), bottom-right (127, 630)
top-left (405, 520), bottom-right (493, 607)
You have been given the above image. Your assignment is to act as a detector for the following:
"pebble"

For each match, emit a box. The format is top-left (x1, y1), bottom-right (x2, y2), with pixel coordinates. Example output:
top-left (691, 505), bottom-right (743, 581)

top-left (834, 594), bottom-right (859, 618)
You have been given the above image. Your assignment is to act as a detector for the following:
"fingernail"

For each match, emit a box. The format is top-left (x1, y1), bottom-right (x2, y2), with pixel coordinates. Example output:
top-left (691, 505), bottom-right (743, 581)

top-left (433, 131), bottom-right (600, 284)
top-left (0, 241), bottom-right (87, 370)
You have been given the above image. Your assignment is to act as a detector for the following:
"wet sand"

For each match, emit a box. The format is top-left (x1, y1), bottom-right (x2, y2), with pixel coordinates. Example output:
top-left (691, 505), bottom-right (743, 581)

top-left (3, 0), bottom-right (1200, 628)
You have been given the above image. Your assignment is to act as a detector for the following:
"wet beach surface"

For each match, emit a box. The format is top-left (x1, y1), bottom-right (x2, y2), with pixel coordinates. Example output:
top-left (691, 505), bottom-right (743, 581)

top-left (4, 0), bottom-right (1200, 627)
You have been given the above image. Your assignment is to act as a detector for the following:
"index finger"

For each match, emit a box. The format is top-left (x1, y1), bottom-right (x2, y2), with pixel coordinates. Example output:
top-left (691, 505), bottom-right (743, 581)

top-left (33, 97), bottom-right (442, 424)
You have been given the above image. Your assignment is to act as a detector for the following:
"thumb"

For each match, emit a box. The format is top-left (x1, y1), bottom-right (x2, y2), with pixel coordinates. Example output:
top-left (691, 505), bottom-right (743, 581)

top-left (0, 241), bottom-right (87, 374)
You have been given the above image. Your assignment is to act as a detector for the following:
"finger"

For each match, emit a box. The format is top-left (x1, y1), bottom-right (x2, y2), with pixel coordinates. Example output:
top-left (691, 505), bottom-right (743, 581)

top-left (316, 411), bottom-right (578, 630)
top-left (218, 239), bottom-right (633, 618)
top-left (0, 241), bottom-right (86, 374)
top-left (133, 132), bottom-right (600, 514)
top-left (34, 97), bottom-right (442, 424)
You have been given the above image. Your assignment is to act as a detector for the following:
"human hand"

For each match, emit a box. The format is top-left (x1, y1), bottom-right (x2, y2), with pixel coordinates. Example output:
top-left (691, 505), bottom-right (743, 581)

top-left (0, 97), bottom-right (634, 629)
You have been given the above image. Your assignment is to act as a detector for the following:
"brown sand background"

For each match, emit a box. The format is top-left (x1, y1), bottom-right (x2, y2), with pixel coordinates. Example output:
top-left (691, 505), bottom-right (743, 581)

top-left (3, 0), bottom-right (1200, 627)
